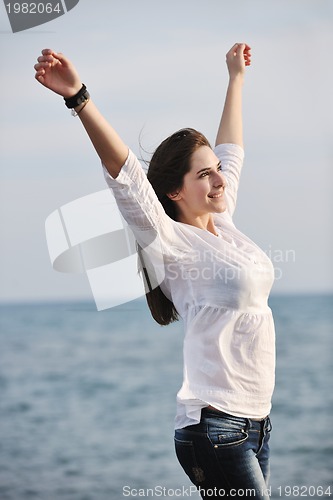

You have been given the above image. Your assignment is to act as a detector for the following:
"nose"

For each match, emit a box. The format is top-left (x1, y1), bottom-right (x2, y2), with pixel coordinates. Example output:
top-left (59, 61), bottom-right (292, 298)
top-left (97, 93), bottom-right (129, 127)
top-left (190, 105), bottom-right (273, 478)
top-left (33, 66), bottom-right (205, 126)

top-left (212, 171), bottom-right (227, 189)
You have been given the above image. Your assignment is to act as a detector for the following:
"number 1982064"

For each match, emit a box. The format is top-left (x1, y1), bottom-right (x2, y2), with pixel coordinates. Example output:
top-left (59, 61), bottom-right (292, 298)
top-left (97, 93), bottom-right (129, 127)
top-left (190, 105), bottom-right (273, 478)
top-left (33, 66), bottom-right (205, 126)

top-left (277, 486), bottom-right (332, 497)
top-left (6, 3), bottom-right (62, 14)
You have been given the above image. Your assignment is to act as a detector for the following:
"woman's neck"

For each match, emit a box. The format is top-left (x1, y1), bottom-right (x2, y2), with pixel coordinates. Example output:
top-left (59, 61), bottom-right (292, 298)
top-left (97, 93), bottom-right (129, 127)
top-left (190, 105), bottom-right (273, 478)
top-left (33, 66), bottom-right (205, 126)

top-left (177, 213), bottom-right (218, 236)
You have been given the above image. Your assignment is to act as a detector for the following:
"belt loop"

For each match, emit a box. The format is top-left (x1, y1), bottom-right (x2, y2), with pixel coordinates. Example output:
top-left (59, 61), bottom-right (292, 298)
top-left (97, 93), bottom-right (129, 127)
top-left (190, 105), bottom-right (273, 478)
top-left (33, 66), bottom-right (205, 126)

top-left (265, 416), bottom-right (272, 432)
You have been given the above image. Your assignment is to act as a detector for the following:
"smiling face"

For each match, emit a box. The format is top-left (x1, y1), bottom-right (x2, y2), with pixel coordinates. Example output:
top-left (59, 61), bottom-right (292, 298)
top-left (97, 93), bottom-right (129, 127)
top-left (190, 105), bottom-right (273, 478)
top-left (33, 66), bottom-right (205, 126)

top-left (169, 146), bottom-right (227, 225)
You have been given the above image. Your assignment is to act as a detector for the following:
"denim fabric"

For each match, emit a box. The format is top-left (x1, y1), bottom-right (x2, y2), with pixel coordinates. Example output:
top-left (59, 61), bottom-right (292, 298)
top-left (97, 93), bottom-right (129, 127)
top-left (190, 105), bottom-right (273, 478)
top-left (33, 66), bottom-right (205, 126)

top-left (174, 407), bottom-right (272, 499)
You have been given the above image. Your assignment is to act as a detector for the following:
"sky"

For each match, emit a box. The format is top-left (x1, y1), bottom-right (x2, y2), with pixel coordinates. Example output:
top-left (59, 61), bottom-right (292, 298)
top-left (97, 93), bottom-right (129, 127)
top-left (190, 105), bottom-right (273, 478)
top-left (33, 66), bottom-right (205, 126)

top-left (0, 0), bottom-right (332, 304)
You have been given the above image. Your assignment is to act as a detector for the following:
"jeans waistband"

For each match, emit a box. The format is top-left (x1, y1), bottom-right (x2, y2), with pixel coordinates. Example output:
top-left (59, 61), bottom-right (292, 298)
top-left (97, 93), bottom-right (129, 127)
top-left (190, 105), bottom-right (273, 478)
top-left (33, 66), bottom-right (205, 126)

top-left (202, 405), bottom-right (269, 422)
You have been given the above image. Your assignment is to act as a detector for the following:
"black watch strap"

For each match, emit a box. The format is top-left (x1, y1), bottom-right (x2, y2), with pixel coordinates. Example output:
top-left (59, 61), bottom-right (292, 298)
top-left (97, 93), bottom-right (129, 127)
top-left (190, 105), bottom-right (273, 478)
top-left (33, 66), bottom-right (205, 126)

top-left (64, 84), bottom-right (90, 109)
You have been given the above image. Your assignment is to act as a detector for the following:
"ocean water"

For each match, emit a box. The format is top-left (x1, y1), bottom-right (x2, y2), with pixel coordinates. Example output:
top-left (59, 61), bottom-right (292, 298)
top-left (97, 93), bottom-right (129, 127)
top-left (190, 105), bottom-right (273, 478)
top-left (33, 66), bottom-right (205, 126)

top-left (0, 294), bottom-right (332, 500)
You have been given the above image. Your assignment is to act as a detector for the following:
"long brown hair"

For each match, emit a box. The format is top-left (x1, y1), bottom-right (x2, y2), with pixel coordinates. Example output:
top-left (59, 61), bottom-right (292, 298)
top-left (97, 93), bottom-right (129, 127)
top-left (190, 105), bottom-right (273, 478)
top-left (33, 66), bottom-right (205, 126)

top-left (139, 128), bottom-right (211, 325)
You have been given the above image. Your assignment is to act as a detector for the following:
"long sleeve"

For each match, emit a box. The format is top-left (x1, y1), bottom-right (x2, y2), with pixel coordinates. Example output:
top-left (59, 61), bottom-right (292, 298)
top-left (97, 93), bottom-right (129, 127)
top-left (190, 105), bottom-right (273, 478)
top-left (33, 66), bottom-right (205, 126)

top-left (103, 149), bottom-right (175, 250)
top-left (214, 143), bottom-right (244, 216)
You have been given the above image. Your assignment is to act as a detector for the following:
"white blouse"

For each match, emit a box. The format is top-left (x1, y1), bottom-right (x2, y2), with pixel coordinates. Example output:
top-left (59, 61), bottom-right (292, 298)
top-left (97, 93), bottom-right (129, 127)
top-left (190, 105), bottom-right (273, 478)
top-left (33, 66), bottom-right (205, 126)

top-left (103, 143), bottom-right (275, 429)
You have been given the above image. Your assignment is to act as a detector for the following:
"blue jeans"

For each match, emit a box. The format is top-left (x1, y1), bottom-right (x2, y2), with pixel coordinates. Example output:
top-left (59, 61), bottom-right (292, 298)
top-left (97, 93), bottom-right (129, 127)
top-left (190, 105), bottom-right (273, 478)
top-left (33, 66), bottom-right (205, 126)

top-left (174, 407), bottom-right (272, 499)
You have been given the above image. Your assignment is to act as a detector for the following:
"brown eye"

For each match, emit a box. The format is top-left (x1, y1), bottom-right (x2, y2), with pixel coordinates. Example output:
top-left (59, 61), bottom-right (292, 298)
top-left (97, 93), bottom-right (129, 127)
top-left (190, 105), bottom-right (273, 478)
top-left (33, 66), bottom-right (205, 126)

top-left (199, 171), bottom-right (209, 178)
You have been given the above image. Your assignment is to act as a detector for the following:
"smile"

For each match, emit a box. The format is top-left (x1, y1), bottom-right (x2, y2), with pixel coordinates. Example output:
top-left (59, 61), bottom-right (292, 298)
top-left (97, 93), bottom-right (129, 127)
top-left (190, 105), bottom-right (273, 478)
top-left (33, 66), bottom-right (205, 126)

top-left (208, 193), bottom-right (223, 199)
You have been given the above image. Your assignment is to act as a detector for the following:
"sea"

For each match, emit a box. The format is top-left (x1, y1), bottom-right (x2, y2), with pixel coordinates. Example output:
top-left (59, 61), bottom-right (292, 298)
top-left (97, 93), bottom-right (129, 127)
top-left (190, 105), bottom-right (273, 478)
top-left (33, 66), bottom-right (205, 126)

top-left (0, 294), bottom-right (332, 500)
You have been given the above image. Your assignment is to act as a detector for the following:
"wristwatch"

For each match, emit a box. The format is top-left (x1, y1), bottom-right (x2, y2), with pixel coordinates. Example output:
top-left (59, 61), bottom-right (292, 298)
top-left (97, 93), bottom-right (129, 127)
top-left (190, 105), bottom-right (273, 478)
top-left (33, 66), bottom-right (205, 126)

top-left (64, 84), bottom-right (90, 109)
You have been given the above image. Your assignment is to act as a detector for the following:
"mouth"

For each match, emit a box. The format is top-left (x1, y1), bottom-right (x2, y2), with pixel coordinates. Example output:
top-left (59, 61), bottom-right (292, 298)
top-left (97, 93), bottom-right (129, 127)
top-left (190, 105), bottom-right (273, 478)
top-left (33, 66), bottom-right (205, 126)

top-left (208, 192), bottom-right (223, 199)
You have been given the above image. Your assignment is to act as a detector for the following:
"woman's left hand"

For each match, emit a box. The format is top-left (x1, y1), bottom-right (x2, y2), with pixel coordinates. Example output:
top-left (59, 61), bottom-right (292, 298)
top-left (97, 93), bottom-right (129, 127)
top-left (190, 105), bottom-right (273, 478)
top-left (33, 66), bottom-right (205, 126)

top-left (226, 43), bottom-right (251, 79)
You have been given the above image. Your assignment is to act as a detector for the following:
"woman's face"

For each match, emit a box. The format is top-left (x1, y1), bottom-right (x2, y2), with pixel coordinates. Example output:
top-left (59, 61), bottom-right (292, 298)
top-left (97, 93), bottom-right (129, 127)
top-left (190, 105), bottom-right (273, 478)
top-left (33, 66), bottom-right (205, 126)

top-left (173, 146), bottom-right (227, 220)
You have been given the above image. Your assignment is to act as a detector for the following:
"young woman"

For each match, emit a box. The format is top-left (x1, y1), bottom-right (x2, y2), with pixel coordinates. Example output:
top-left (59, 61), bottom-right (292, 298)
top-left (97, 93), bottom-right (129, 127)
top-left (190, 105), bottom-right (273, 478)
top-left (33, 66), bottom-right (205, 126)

top-left (34, 43), bottom-right (275, 499)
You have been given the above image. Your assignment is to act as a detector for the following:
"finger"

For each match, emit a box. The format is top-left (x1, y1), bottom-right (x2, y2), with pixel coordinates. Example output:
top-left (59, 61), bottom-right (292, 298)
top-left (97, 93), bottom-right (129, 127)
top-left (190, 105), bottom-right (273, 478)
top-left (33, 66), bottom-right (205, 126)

top-left (242, 45), bottom-right (252, 62)
top-left (35, 69), bottom-right (45, 77)
top-left (226, 43), bottom-right (239, 58)
top-left (41, 48), bottom-right (52, 56)
top-left (235, 43), bottom-right (246, 53)
top-left (245, 55), bottom-right (252, 66)
top-left (50, 51), bottom-right (70, 67)
top-left (237, 43), bottom-right (251, 55)
top-left (37, 55), bottom-right (53, 64)
top-left (231, 43), bottom-right (246, 60)
top-left (40, 49), bottom-right (69, 65)
top-left (35, 69), bottom-right (45, 83)
top-left (34, 62), bottom-right (50, 71)
top-left (243, 46), bottom-right (252, 60)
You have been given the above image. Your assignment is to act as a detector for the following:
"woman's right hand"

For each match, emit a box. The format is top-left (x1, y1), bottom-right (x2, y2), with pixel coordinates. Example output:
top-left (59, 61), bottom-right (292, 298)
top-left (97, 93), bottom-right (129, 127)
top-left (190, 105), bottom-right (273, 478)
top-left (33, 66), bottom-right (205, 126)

top-left (34, 49), bottom-right (82, 98)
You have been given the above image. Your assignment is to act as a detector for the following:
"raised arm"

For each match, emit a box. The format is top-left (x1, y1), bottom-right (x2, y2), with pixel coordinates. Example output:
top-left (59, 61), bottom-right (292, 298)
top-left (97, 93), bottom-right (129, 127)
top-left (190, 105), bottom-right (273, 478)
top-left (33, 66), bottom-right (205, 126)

top-left (34, 49), bottom-right (128, 178)
top-left (215, 43), bottom-right (251, 148)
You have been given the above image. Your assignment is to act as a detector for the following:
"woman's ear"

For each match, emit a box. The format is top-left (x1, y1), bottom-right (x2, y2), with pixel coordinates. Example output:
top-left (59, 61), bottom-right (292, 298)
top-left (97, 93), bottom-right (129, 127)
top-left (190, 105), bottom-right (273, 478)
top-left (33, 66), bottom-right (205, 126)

top-left (166, 191), bottom-right (182, 201)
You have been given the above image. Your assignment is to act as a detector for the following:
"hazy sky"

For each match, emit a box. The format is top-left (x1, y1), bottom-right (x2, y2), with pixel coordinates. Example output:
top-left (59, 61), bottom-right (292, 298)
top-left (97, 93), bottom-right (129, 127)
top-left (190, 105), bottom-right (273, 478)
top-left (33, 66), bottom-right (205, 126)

top-left (0, 0), bottom-right (332, 304)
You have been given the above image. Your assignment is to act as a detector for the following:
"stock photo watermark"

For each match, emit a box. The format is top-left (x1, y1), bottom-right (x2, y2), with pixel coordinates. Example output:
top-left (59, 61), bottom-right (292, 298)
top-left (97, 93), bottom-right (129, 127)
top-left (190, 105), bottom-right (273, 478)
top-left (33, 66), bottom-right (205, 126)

top-left (3, 0), bottom-right (80, 33)
top-left (45, 188), bottom-right (297, 311)
top-left (122, 484), bottom-right (332, 497)
top-left (165, 245), bottom-right (295, 284)
top-left (122, 485), bottom-right (256, 497)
